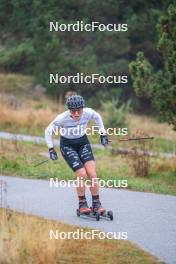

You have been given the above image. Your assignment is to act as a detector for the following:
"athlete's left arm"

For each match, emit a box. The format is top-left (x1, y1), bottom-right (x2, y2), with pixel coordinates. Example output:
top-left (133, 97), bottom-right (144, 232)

top-left (90, 108), bottom-right (109, 145)
top-left (90, 109), bottom-right (106, 135)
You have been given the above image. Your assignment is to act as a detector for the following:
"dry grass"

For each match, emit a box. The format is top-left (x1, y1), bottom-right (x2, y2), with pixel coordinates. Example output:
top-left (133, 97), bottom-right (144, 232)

top-left (1, 101), bottom-right (53, 130)
top-left (0, 209), bottom-right (162, 264)
top-left (128, 113), bottom-right (176, 141)
top-left (0, 136), bottom-right (38, 159)
top-left (0, 73), bottom-right (65, 134)
top-left (124, 131), bottom-right (153, 177)
top-left (0, 73), bottom-right (34, 94)
top-left (0, 73), bottom-right (176, 141)
top-left (0, 96), bottom-right (65, 134)
top-left (154, 157), bottom-right (176, 173)
top-left (0, 73), bottom-right (176, 143)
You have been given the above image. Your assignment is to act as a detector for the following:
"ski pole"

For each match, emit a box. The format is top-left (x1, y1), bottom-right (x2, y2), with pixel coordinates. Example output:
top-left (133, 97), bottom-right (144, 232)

top-left (119, 137), bottom-right (154, 141)
top-left (34, 159), bottom-right (49, 167)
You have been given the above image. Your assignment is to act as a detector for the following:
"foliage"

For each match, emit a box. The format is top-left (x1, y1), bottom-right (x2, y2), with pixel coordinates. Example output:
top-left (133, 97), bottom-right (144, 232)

top-left (101, 99), bottom-right (131, 128)
top-left (129, 3), bottom-right (176, 129)
top-left (129, 52), bottom-right (154, 98)
top-left (0, 0), bottom-right (171, 102)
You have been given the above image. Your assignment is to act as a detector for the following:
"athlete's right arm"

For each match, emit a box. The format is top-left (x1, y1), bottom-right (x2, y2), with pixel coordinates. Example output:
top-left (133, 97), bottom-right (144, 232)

top-left (45, 112), bottom-right (65, 149)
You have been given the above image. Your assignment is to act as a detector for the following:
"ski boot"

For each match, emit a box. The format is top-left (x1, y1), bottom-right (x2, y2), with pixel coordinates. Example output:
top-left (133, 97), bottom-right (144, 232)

top-left (78, 199), bottom-right (91, 214)
top-left (92, 199), bottom-right (106, 215)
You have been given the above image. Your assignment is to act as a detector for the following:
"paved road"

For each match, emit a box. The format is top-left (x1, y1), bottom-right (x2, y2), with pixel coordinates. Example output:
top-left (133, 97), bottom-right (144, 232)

top-left (1, 175), bottom-right (176, 264)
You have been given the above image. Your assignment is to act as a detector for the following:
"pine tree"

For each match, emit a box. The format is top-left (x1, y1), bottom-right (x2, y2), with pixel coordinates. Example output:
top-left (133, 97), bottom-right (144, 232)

top-left (129, 3), bottom-right (176, 129)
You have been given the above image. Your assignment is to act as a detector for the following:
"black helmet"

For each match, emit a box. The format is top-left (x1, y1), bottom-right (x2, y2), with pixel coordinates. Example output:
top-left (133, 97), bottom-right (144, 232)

top-left (66, 95), bottom-right (85, 109)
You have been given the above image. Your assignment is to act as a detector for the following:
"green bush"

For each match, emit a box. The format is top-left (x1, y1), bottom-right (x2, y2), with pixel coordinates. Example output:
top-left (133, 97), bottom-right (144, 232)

top-left (101, 99), bottom-right (131, 128)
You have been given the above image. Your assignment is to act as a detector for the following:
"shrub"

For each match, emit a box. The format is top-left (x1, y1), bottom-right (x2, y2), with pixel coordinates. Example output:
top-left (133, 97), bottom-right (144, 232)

top-left (101, 99), bottom-right (131, 128)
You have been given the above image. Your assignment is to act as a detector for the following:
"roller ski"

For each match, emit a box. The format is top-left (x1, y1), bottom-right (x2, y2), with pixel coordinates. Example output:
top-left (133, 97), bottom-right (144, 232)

top-left (76, 198), bottom-right (113, 221)
top-left (91, 198), bottom-right (113, 221)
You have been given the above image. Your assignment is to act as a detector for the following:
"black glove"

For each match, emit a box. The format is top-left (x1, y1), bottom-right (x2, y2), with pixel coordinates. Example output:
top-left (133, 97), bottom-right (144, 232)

top-left (100, 134), bottom-right (109, 146)
top-left (49, 148), bottom-right (58, 160)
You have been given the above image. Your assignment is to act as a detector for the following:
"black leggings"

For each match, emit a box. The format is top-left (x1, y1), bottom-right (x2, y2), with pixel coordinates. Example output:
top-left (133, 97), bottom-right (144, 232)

top-left (60, 135), bottom-right (94, 172)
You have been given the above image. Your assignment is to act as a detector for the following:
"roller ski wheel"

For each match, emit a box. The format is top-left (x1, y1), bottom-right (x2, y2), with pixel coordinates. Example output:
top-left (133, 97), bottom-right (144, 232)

top-left (107, 210), bottom-right (113, 221)
top-left (92, 207), bottom-right (114, 221)
top-left (95, 212), bottom-right (100, 221)
top-left (91, 209), bottom-right (100, 221)
top-left (76, 209), bottom-right (80, 217)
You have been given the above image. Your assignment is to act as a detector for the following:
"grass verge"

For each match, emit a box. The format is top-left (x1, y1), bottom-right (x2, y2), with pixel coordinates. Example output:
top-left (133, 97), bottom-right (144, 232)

top-left (0, 208), bottom-right (163, 264)
top-left (0, 139), bottom-right (176, 195)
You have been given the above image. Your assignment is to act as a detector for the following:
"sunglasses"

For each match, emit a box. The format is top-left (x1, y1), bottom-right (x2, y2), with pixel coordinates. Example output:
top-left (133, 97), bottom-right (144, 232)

top-left (70, 108), bottom-right (83, 114)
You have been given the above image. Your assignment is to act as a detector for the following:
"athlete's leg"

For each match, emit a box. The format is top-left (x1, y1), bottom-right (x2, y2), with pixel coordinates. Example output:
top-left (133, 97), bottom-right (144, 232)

top-left (78, 143), bottom-right (98, 195)
top-left (74, 167), bottom-right (91, 213)
top-left (60, 144), bottom-right (91, 212)
top-left (74, 167), bottom-right (87, 196)
top-left (60, 137), bottom-right (92, 213)
top-left (60, 144), bottom-right (88, 196)
top-left (84, 160), bottom-right (105, 213)
top-left (78, 143), bottom-right (105, 211)
top-left (84, 160), bottom-right (99, 195)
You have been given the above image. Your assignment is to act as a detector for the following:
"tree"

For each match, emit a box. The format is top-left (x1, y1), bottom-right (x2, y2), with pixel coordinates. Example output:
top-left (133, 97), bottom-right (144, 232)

top-left (129, 3), bottom-right (176, 129)
top-left (0, 0), bottom-right (172, 102)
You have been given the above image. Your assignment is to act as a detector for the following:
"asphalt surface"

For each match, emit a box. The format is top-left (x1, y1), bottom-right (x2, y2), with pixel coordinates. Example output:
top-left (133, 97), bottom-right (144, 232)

top-left (1, 175), bottom-right (176, 264)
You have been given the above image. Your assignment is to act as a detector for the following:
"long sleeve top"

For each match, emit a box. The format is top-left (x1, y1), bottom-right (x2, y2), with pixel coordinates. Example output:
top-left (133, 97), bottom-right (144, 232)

top-left (45, 107), bottom-right (106, 148)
